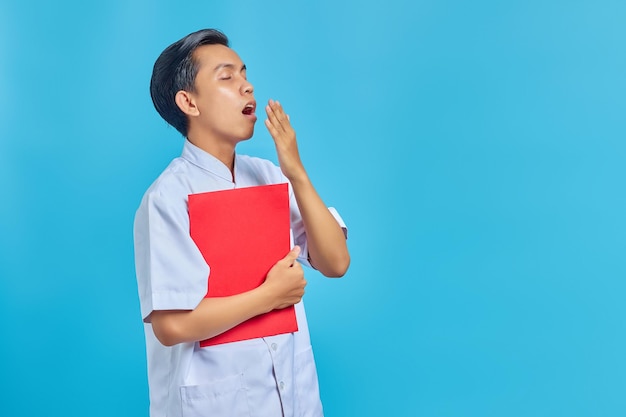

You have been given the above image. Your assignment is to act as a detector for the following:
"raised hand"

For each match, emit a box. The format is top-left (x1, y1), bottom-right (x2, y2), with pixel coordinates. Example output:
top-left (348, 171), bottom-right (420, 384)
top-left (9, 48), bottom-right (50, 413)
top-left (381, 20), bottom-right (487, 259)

top-left (264, 99), bottom-right (306, 181)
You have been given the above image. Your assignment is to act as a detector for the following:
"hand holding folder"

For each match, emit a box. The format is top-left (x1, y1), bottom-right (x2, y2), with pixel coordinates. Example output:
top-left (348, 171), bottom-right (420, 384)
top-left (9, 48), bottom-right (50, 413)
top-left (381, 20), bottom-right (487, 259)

top-left (188, 183), bottom-right (298, 347)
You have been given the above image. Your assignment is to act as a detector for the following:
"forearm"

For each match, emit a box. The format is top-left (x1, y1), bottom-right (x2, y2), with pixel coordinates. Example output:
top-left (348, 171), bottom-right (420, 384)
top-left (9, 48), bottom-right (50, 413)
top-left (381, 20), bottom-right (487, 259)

top-left (150, 287), bottom-right (272, 346)
top-left (264, 99), bottom-right (349, 277)
top-left (150, 247), bottom-right (306, 347)
top-left (290, 171), bottom-right (350, 277)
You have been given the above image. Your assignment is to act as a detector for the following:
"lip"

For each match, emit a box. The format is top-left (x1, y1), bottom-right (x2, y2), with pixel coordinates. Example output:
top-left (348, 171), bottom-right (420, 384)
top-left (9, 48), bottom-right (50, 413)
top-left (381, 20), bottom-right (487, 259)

top-left (243, 100), bottom-right (257, 121)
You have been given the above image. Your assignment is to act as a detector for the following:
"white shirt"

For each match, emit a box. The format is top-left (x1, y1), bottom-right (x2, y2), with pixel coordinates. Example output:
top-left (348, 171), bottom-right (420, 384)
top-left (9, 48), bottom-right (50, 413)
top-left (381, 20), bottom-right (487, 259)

top-left (133, 140), bottom-right (346, 417)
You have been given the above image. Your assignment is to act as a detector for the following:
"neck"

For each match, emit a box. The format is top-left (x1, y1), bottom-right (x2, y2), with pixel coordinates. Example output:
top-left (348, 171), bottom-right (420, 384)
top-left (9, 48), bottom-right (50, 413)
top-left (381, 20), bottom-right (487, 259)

top-left (187, 131), bottom-right (236, 175)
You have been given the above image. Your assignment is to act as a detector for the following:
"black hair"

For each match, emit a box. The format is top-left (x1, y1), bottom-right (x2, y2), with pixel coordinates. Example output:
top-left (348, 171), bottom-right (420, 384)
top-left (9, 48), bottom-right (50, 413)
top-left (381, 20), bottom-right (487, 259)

top-left (150, 29), bottom-right (229, 137)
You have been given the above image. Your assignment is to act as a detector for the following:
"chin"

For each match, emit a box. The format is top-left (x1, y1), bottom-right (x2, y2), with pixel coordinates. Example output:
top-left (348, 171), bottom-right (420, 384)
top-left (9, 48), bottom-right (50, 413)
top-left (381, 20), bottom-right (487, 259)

top-left (231, 123), bottom-right (255, 143)
top-left (241, 127), bottom-right (255, 141)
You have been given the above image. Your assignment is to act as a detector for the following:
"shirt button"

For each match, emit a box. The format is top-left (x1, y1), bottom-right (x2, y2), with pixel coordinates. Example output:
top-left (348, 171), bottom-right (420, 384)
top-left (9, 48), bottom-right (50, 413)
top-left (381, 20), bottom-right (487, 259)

top-left (279, 381), bottom-right (285, 390)
top-left (271, 343), bottom-right (278, 351)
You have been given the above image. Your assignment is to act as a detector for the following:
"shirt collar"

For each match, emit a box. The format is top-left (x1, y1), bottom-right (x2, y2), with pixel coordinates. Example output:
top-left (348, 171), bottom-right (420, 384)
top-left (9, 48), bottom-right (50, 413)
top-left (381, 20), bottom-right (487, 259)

top-left (181, 139), bottom-right (235, 182)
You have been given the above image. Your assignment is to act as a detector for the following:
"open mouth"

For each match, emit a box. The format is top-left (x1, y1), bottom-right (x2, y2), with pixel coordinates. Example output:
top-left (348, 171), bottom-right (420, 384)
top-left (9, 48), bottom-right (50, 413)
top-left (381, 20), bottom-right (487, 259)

top-left (242, 102), bottom-right (256, 116)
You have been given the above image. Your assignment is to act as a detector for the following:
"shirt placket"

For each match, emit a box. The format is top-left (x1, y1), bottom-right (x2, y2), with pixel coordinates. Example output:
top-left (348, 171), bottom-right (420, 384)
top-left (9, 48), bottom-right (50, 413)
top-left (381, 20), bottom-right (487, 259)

top-left (265, 336), bottom-right (295, 417)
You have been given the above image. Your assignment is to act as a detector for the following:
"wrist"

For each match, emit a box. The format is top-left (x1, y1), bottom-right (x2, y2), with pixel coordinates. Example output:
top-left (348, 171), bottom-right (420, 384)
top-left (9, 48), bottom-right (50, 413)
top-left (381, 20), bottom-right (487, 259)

top-left (286, 168), bottom-right (310, 187)
top-left (252, 283), bottom-right (276, 314)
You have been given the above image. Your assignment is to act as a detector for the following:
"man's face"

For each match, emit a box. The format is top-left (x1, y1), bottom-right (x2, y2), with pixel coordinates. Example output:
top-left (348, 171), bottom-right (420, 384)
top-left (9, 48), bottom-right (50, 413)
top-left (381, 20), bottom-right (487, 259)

top-left (186, 44), bottom-right (257, 143)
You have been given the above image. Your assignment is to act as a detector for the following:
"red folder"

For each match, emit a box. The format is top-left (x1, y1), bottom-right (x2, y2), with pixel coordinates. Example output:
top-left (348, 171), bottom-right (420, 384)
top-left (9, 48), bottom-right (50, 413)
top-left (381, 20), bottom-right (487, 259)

top-left (188, 183), bottom-right (298, 347)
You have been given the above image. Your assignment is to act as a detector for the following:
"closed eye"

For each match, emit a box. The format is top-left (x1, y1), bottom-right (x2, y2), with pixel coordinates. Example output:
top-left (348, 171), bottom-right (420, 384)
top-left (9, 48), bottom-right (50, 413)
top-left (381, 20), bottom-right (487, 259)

top-left (214, 63), bottom-right (246, 81)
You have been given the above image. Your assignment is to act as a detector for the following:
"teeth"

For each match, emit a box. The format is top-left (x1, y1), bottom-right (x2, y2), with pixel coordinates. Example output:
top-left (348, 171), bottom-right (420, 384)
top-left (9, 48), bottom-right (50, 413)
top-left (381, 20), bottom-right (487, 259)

top-left (243, 104), bottom-right (255, 115)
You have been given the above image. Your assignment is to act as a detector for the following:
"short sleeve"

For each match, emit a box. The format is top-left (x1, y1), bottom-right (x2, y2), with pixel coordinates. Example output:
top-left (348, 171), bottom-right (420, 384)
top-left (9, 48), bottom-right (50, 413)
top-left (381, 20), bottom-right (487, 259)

top-left (133, 190), bottom-right (209, 322)
top-left (327, 207), bottom-right (348, 239)
top-left (289, 187), bottom-right (349, 269)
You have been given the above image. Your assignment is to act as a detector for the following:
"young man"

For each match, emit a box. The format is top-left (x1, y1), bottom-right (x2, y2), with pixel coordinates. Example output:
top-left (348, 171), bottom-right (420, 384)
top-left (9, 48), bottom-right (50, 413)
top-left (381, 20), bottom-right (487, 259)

top-left (133, 29), bottom-right (350, 417)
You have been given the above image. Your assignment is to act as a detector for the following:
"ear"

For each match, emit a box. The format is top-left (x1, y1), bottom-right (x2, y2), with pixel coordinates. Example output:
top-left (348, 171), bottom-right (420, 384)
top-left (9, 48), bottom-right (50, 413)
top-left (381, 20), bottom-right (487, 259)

top-left (175, 90), bottom-right (200, 117)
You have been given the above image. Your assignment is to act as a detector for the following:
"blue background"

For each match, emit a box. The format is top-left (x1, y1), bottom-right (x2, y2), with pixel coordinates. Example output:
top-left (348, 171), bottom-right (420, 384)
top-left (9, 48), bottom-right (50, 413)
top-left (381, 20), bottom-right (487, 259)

top-left (1, 1), bottom-right (625, 416)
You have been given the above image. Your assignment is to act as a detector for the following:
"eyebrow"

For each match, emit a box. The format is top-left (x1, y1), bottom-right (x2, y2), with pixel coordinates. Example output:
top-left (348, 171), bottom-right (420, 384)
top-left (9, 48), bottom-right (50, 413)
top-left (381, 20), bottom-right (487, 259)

top-left (213, 63), bottom-right (247, 72)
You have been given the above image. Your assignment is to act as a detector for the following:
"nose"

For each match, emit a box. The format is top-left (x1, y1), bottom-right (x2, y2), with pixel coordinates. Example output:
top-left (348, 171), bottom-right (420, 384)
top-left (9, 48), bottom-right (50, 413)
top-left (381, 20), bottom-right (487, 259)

top-left (241, 79), bottom-right (254, 95)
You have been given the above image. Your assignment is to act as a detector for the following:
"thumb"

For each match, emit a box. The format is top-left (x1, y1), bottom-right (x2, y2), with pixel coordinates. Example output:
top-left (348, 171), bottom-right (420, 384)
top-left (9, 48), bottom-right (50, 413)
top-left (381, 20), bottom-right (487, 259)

top-left (283, 245), bottom-right (301, 265)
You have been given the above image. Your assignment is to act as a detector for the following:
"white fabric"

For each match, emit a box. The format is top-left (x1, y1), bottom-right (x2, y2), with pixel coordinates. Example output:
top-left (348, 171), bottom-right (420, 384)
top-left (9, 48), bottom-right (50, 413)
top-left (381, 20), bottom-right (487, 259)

top-left (133, 140), bottom-right (347, 417)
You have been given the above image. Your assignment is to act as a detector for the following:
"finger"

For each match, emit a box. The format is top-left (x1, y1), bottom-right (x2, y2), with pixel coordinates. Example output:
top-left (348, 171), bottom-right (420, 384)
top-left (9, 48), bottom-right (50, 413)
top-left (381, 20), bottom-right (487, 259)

top-left (271, 101), bottom-right (289, 125)
top-left (283, 245), bottom-right (301, 265)
top-left (268, 100), bottom-right (291, 127)
top-left (264, 118), bottom-right (279, 138)
top-left (265, 103), bottom-right (284, 133)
